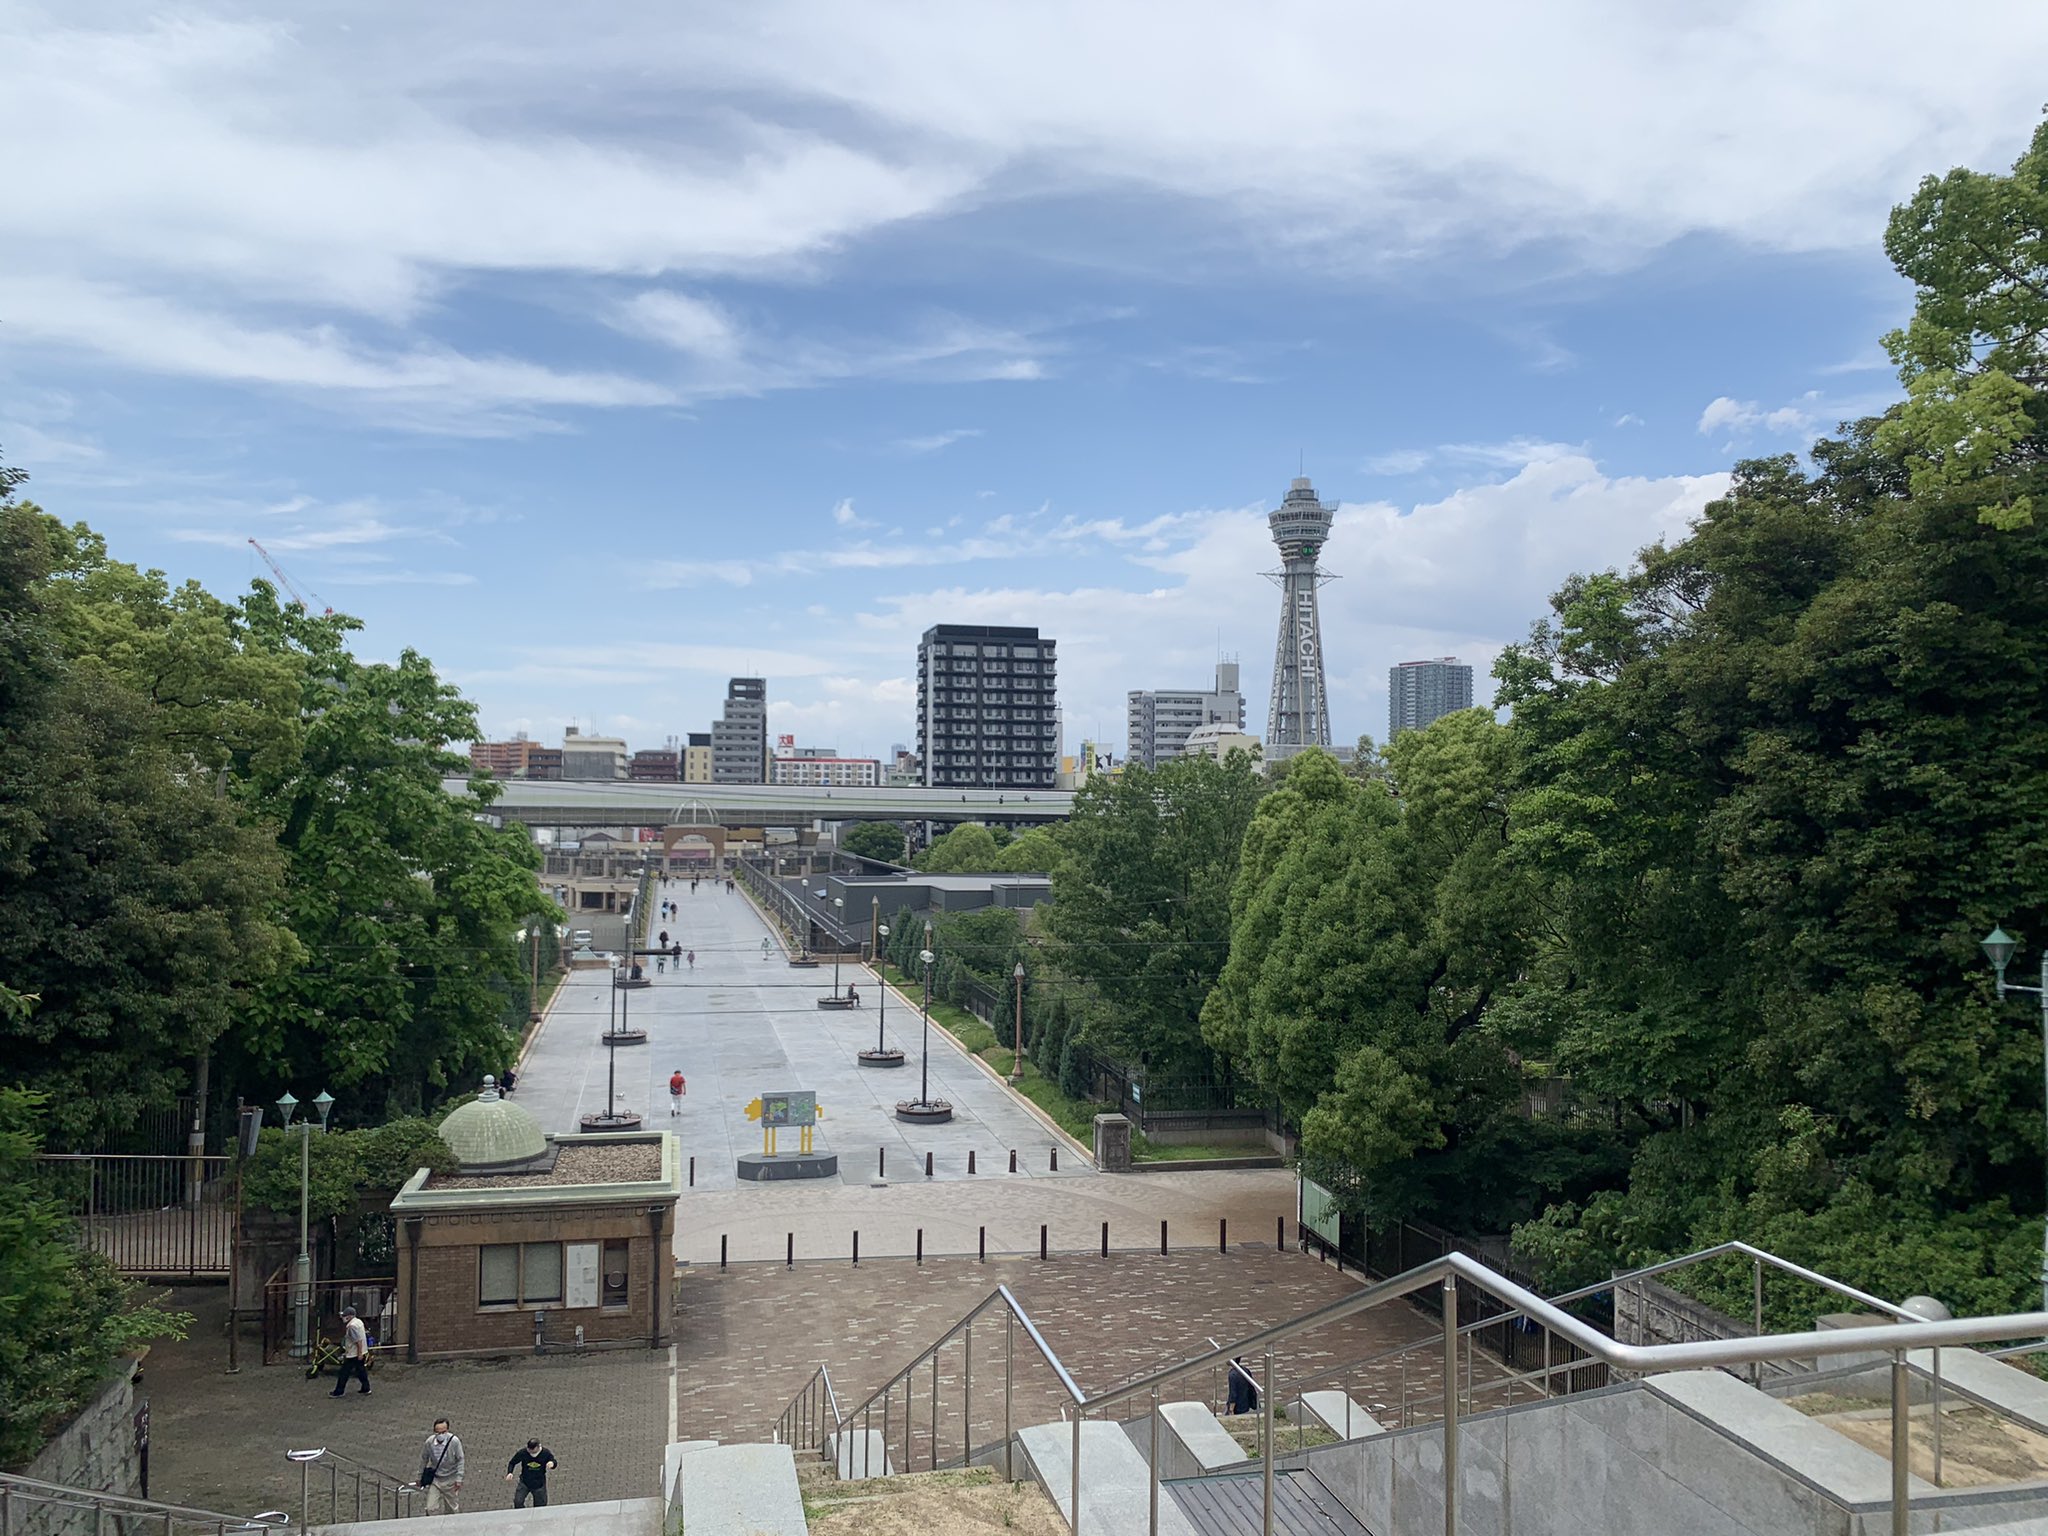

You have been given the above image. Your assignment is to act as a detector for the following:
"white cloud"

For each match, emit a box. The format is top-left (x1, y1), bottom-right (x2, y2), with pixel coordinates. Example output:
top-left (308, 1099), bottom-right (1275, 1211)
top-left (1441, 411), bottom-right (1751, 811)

top-left (891, 428), bottom-right (982, 455)
top-left (1614, 412), bottom-right (1644, 428)
top-left (1365, 449), bottom-right (1431, 475)
top-left (831, 497), bottom-right (875, 528)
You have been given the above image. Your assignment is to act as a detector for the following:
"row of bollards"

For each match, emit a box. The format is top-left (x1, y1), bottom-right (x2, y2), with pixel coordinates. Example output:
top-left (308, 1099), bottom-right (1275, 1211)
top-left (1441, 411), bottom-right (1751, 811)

top-left (713, 1215), bottom-right (1292, 1267)
top-left (869, 1145), bottom-right (1063, 1179)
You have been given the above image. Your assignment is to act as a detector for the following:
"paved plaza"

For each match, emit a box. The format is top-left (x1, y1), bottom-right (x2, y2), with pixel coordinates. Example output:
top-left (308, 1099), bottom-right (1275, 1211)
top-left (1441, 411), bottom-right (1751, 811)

top-left (514, 876), bottom-right (1296, 1263)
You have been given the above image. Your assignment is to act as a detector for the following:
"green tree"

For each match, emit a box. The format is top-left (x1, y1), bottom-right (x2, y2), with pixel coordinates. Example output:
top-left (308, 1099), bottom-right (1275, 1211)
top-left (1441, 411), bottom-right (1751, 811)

top-left (1047, 751), bottom-right (1264, 1073)
top-left (841, 821), bottom-right (907, 864)
top-left (915, 824), bottom-right (1002, 873)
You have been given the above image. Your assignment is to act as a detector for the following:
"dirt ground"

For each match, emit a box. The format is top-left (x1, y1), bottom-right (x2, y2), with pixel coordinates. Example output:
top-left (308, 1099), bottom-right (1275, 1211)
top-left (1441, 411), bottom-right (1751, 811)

top-left (802, 1465), bottom-right (1065, 1535)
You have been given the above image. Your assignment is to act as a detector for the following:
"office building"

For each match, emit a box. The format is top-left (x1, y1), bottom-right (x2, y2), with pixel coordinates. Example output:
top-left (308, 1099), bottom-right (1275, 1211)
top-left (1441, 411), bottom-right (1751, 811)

top-left (711, 677), bottom-right (768, 784)
top-left (917, 624), bottom-right (1059, 789)
top-left (1263, 476), bottom-right (1337, 760)
top-left (1127, 660), bottom-right (1246, 768)
top-left (771, 750), bottom-right (881, 787)
top-left (629, 748), bottom-right (680, 782)
top-left (560, 727), bottom-right (629, 781)
top-left (1388, 657), bottom-right (1475, 737)
top-left (1181, 723), bottom-right (1260, 763)
top-left (681, 732), bottom-right (713, 784)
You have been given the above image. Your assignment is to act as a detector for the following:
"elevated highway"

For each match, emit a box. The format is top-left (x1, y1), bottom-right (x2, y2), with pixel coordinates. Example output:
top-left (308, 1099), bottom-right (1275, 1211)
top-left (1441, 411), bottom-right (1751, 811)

top-left (444, 776), bottom-right (1075, 828)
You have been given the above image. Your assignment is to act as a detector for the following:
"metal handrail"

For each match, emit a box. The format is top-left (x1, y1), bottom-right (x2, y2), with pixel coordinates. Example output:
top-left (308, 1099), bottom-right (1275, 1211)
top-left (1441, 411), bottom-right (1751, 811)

top-left (283, 1445), bottom-right (422, 1527)
top-left (0, 1472), bottom-right (286, 1532)
top-left (773, 1364), bottom-right (845, 1454)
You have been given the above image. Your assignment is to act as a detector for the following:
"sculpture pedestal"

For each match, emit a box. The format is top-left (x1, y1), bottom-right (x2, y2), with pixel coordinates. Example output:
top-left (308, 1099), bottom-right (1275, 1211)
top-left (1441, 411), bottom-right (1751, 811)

top-left (894, 1100), bottom-right (954, 1124)
top-left (858, 1048), bottom-right (907, 1068)
top-left (816, 995), bottom-right (857, 1010)
top-left (579, 1111), bottom-right (643, 1132)
top-left (736, 1150), bottom-right (839, 1181)
top-left (599, 1030), bottom-right (648, 1046)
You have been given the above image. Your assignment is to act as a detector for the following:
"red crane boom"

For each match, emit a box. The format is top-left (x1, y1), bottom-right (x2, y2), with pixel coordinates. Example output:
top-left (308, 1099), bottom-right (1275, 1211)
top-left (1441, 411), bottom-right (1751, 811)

top-left (247, 539), bottom-right (333, 615)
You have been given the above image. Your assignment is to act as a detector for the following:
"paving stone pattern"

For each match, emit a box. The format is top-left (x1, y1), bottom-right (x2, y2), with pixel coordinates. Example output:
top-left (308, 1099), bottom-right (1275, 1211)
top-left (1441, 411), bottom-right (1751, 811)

top-left (675, 1246), bottom-right (1507, 1470)
top-left (144, 1287), bottom-right (670, 1524)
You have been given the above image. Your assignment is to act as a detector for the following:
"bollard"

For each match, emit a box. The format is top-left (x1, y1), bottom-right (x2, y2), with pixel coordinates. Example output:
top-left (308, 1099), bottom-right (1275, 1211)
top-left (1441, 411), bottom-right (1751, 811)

top-left (853, 1230), bottom-right (859, 1266)
top-left (1161, 1219), bottom-right (1168, 1255)
top-left (968, 1150), bottom-right (976, 1174)
top-left (979, 1225), bottom-right (986, 1262)
top-left (880, 1146), bottom-right (886, 1178)
top-left (720, 1234), bottom-right (727, 1269)
top-left (1278, 1215), bottom-right (1286, 1250)
top-left (787, 1232), bottom-right (794, 1267)
top-left (1009, 1149), bottom-right (1017, 1173)
top-left (689, 1156), bottom-right (695, 1188)
top-left (1220, 1217), bottom-right (1227, 1253)
top-left (1101, 1220), bottom-right (1108, 1258)
top-left (1040, 1224), bottom-right (1048, 1261)
top-left (925, 1151), bottom-right (933, 1178)
top-left (916, 1228), bottom-right (924, 1265)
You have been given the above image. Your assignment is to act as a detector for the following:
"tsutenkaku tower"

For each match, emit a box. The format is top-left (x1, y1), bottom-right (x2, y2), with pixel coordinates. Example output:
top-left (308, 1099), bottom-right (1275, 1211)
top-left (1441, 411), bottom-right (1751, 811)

top-left (1264, 476), bottom-right (1337, 752)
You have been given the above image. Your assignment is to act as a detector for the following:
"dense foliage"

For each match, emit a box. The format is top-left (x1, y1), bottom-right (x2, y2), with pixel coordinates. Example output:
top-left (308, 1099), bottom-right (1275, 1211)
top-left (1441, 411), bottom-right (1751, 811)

top-left (840, 821), bottom-right (908, 864)
top-left (0, 1089), bottom-right (188, 1467)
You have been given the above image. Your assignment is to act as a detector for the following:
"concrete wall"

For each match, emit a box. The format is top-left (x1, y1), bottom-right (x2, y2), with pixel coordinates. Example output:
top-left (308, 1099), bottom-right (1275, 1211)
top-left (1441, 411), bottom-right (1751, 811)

top-left (15, 1358), bottom-right (142, 1536)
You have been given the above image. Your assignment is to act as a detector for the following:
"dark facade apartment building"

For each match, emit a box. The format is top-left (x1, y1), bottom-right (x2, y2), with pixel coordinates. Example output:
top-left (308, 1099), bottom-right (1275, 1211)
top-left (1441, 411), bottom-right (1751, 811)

top-left (917, 625), bottom-right (1058, 789)
top-left (629, 748), bottom-right (680, 781)
top-left (711, 677), bottom-right (768, 784)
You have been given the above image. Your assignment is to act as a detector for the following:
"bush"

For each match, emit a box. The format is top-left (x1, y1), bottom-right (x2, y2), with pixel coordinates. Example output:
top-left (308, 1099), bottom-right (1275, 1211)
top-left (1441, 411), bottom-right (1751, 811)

top-left (0, 1090), bottom-right (188, 1467)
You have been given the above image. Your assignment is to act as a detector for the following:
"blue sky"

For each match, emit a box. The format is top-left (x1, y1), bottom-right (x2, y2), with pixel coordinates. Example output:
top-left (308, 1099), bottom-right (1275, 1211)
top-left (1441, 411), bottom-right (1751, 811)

top-left (6, 2), bottom-right (2046, 760)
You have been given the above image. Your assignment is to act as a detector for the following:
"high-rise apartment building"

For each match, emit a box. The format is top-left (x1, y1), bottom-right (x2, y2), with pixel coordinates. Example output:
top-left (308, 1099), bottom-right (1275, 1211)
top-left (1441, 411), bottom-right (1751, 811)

top-left (682, 732), bottom-right (713, 784)
top-left (711, 678), bottom-right (768, 784)
top-left (1127, 661), bottom-right (1245, 768)
top-left (1388, 657), bottom-right (1475, 738)
top-left (560, 727), bottom-right (629, 781)
top-left (470, 736), bottom-right (533, 778)
top-left (917, 625), bottom-right (1058, 789)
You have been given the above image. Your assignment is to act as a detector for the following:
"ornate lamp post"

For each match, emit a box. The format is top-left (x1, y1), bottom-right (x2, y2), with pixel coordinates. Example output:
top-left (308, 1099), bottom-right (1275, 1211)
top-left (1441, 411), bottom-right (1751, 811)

top-left (895, 921), bottom-right (952, 1122)
top-left (859, 911), bottom-right (904, 1067)
top-left (275, 1088), bottom-right (334, 1359)
top-left (1983, 926), bottom-right (2048, 1312)
top-left (584, 955), bottom-right (644, 1130)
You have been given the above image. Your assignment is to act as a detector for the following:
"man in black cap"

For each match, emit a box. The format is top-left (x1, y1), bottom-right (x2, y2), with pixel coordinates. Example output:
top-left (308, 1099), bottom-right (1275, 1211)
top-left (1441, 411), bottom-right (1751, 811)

top-left (504, 1439), bottom-right (557, 1507)
top-left (329, 1306), bottom-right (371, 1397)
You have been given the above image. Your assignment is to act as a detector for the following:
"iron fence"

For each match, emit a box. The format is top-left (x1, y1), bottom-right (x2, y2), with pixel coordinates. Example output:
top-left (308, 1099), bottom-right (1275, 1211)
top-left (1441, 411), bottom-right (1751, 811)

top-left (261, 1269), bottom-right (399, 1368)
top-left (34, 1152), bottom-right (234, 1277)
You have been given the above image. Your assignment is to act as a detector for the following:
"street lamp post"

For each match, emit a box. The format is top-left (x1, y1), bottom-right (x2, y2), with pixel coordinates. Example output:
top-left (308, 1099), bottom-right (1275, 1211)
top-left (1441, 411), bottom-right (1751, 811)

top-left (895, 920), bottom-right (952, 1121)
top-left (583, 955), bottom-right (643, 1130)
top-left (1982, 926), bottom-right (2048, 1312)
top-left (275, 1088), bottom-right (334, 1359)
top-left (858, 915), bottom-right (904, 1067)
top-left (1010, 961), bottom-right (1027, 1085)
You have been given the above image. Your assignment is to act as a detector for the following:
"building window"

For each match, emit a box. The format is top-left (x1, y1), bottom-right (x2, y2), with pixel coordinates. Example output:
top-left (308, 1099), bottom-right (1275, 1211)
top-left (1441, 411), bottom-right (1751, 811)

top-left (602, 1239), bottom-right (630, 1310)
top-left (478, 1242), bottom-right (565, 1308)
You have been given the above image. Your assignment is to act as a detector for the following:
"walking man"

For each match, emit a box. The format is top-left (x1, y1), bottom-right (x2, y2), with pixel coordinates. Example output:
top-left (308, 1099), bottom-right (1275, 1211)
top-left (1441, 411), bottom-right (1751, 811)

top-left (686, 949), bottom-right (695, 970)
top-left (669, 1069), bottom-right (686, 1116)
top-left (419, 1418), bottom-right (464, 1514)
top-left (504, 1438), bottom-right (557, 1508)
top-left (329, 1306), bottom-right (371, 1397)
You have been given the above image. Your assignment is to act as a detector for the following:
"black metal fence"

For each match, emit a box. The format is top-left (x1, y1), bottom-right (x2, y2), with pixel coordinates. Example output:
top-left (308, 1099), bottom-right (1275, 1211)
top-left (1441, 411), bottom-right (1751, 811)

top-left (1081, 1050), bottom-right (1286, 1140)
top-left (262, 1268), bottom-right (399, 1368)
top-left (34, 1153), bottom-right (234, 1276)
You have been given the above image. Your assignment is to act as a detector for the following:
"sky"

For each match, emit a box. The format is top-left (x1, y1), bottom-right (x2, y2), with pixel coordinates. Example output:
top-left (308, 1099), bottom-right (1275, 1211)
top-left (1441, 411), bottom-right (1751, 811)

top-left (5, 2), bottom-right (2046, 761)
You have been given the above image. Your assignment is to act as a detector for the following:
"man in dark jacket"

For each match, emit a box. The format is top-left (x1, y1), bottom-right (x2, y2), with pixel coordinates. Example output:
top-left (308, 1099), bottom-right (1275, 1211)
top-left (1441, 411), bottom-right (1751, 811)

top-left (504, 1439), bottom-right (557, 1507)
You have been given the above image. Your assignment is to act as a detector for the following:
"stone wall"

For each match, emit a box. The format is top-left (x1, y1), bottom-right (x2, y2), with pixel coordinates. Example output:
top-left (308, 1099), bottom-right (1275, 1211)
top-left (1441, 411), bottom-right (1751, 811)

top-left (15, 1358), bottom-right (142, 1536)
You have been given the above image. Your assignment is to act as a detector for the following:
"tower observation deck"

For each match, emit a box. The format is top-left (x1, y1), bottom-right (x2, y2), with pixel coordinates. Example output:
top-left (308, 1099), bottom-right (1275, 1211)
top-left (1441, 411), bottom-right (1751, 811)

top-left (1264, 476), bottom-right (1336, 754)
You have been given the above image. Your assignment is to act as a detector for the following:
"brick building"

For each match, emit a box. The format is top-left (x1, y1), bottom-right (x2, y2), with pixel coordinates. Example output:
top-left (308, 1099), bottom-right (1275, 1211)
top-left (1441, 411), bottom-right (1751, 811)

top-left (389, 1082), bottom-right (682, 1361)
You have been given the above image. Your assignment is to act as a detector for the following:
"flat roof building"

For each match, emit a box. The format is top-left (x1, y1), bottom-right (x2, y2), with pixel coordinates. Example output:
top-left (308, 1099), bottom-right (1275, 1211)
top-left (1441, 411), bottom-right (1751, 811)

top-left (1128, 660), bottom-right (1245, 768)
top-left (918, 625), bottom-right (1058, 790)
top-left (1388, 657), bottom-right (1475, 738)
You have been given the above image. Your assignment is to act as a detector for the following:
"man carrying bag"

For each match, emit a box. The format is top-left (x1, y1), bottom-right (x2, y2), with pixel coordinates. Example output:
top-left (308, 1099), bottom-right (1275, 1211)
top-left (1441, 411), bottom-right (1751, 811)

top-left (418, 1418), bottom-right (464, 1514)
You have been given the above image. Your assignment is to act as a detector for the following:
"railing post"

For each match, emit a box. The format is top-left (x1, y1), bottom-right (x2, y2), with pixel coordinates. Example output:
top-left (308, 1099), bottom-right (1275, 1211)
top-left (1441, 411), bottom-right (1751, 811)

top-left (1070, 1410), bottom-right (1082, 1535)
top-left (1149, 1385), bottom-right (1162, 1536)
top-left (355, 1468), bottom-right (363, 1521)
top-left (1443, 1272), bottom-right (1459, 1536)
top-left (1752, 1258), bottom-right (1764, 1386)
top-left (1261, 1350), bottom-right (1276, 1536)
top-left (300, 1458), bottom-right (309, 1531)
top-left (1005, 1312), bottom-right (1016, 1484)
top-left (964, 1324), bottom-right (974, 1468)
top-left (1891, 1350), bottom-right (1910, 1536)
top-left (931, 1352), bottom-right (940, 1470)
top-left (1933, 1347), bottom-right (1945, 1487)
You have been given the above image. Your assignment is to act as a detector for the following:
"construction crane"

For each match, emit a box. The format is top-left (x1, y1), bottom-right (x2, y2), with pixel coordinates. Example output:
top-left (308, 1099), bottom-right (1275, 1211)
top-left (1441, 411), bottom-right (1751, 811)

top-left (247, 538), bottom-right (333, 615)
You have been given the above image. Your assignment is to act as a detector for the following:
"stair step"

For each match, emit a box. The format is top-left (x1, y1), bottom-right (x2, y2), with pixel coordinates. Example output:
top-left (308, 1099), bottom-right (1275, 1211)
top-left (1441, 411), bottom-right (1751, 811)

top-left (1170, 1467), bottom-right (1373, 1536)
top-left (1016, 1420), bottom-right (1200, 1536)
top-left (673, 1443), bottom-right (805, 1536)
top-left (1298, 1391), bottom-right (1384, 1440)
top-left (317, 1499), bottom-right (663, 1535)
top-left (825, 1427), bottom-right (895, 1480)
top-left (1153, 1401), bottom-right (1253, 1475)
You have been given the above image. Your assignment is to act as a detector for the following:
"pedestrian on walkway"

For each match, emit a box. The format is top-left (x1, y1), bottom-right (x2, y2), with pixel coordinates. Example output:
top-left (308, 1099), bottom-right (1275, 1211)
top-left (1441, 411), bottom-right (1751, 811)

top-left (656, 952), bottom-right (665, 973)
top-left (504, 1439), bottom-right (557, 1508)
top-left (1226, 1359), bottom-right (1258, 1416)
top-left (329, 1306), bottom-right (371, 1397)
top-left (669, 1070), bottom-right (686, 1115)
top-left (419, 1419), bottom-right (464, 1514)
top-left (686, 950), bottom-right (695, 969)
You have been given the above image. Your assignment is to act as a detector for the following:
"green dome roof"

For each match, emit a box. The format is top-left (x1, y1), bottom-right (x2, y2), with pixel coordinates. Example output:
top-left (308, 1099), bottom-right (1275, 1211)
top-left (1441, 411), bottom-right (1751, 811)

top-left (440, 1078), bottom-right (547, 1169)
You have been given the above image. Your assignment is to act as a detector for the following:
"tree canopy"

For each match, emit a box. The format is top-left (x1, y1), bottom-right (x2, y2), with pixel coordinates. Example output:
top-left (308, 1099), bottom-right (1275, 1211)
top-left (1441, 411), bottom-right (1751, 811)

top-left (840, 821), bottom-right (907, 864)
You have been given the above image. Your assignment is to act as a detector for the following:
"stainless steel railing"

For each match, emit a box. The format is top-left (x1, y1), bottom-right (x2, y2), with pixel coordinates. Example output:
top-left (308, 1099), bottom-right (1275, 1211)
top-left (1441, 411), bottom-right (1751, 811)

top-left (282, 1445), bottom-right (422, 1527)
top-left (773, 1244), bottom-right (2048, 1536)
top-left (0, 1472), bottom-right (287, 1534)
top-left (772, 1364), bottom-right (844, 1455)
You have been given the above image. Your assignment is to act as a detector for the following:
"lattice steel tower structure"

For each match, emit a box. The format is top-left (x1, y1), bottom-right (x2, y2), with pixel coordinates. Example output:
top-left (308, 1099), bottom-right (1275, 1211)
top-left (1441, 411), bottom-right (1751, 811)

top-left (1263, 475), bottom-right (1337, 753)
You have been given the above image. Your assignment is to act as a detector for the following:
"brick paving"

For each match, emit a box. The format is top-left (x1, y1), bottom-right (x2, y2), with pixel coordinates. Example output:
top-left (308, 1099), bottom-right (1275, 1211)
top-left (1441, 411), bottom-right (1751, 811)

top-left (674, 1245), bottom-right (1506, 1472)
top-left (144, 1287), bottom-right (670, 1524)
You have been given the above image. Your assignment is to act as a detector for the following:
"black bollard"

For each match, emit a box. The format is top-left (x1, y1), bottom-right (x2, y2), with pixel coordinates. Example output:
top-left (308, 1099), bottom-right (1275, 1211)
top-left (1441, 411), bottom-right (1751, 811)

top-left (925, 1151), bottom-right (933, 1178)
top-left (720, 1234), bottom-right (727, 1269)
top-left (1009, 1150), bottom-right (1017, 1174)
top-left (1039, 1224), bottom-right (1048, 1261)
top-left (1050, 1147), bottom-right (1058, 1172)
top-left (787, 1232), bottom-right (794, 1267)
top-left (1219, 1218), bottom-right (1227, 1253)
top-left (1161, 1219), bottom-right (1168, 1255)
top-left (1101, 1221), bottom-right (1108, 1258)
top-left (916, 1228), bottom-right (924, 1265)
top-left (968, 1150), bottom-right (976, 1175)
top-left (879, 1146), bottom-right (886, 1178)
top-left (853, 1230), bottom-right (859, 1266)
top-left (979, 1225), bottom-right (986, 1262)
top-left (1278, 1215), bottom-right (1286, 1251)
top-left (688, 1156), bottom-right (695, 1188)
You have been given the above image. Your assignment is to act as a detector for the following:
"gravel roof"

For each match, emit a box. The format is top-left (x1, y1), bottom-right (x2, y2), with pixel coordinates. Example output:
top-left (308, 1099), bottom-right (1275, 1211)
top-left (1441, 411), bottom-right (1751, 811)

top-left (427, 1140), bottom-right (661, 1190)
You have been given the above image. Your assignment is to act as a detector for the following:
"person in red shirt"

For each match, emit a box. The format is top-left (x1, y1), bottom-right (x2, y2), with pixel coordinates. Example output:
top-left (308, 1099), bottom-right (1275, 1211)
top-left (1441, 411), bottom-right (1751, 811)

top-left (668, 1071), bottom-right (686, 1116)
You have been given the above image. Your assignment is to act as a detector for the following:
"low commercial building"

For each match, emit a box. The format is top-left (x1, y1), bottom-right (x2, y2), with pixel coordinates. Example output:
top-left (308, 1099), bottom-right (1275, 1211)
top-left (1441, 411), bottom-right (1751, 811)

top-left (1181, 723), bottom-right (1261, 763)
top-left (771, 752), bottom-right (880, 787)
top-left (629, 748), bottom-right (681, 781)
top-left (561, 727), bottom-right (629, 781)
top-left (470, 735), bottom-right (562, 780)
top-left (390, 1083), bottom-right (682, 1361)
top-left (682, 732), bottom-right (713, 784)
